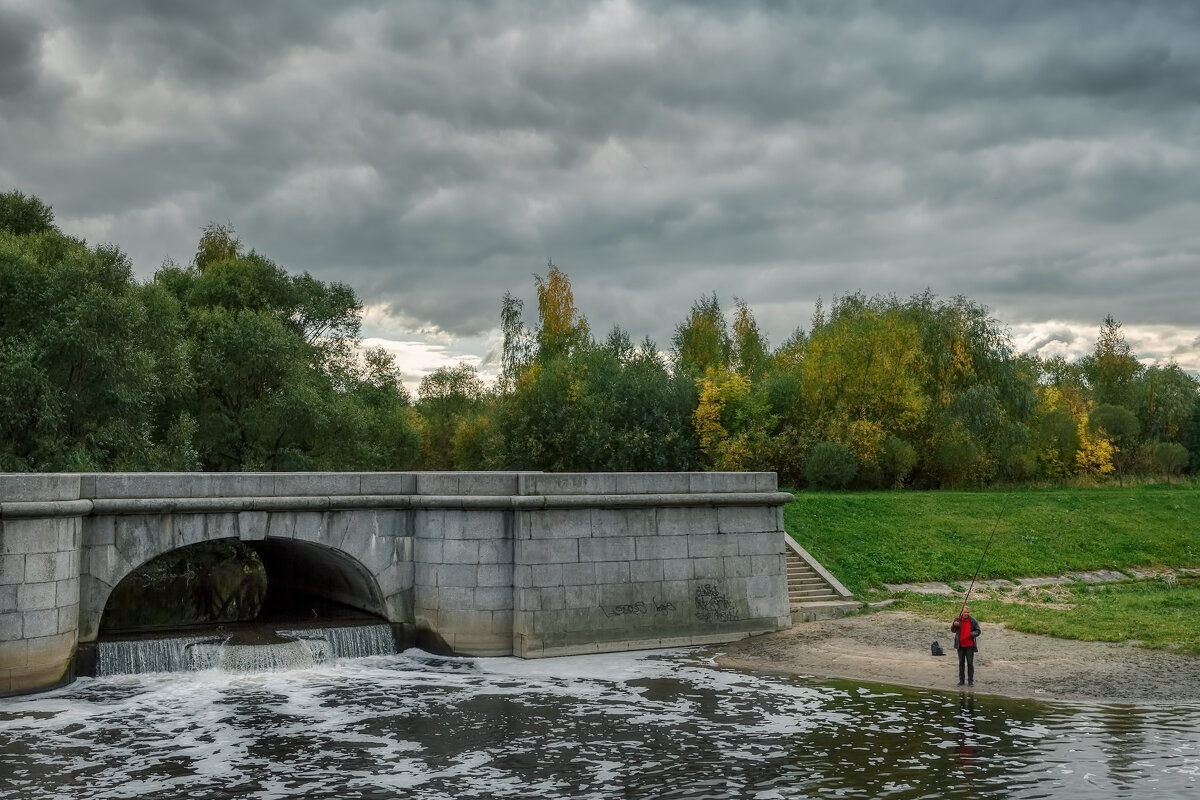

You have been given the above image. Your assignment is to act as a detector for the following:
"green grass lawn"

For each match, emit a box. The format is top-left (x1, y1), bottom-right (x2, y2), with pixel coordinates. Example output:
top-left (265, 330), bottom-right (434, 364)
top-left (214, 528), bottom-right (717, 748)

top-left (898, 575), bottom-right (1200, 654)
top-left (784, 484), bottom-right (1200, 653)
top-left (785, 484), bottom-right (1200, 596)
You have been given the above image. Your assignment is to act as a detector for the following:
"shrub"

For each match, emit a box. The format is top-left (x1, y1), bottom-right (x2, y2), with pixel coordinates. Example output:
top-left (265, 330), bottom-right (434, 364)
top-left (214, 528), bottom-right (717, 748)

top-left (881, 436), bottom-right (917, 488)
top-left (805, 440), bottom-right (857, 489)
top-left (1153, 441), bottom-right (1190, 484)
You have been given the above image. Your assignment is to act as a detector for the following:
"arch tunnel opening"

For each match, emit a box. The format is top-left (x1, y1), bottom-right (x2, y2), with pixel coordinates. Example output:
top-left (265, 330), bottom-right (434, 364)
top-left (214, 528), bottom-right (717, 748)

top-left (250, 538), bottom-right (387, 624)
top-left (89, 538), bottom-right (404, 676)
top-left (99, 538), bottom-right (388, 635)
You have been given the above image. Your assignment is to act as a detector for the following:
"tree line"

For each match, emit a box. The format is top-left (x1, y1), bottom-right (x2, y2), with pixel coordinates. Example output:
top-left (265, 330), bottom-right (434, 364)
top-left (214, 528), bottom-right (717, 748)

top-left (3, 189), bottom-right (1198, 487)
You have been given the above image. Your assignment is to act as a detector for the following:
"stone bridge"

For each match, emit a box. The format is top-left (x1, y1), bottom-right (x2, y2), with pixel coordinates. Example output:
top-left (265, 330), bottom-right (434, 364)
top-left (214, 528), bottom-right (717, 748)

top-left (1, 471), bottom-right (793, 696)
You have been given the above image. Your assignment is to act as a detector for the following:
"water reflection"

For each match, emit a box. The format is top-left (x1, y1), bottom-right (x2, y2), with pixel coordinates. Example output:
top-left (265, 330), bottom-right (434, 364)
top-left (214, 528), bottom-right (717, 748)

top-left (1, 649), bottom-right (1197, 799)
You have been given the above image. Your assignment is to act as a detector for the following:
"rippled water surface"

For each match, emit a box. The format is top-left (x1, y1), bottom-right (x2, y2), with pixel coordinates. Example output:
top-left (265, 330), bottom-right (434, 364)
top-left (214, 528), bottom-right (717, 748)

top-left (2, 649), bottom-right (1198, 799)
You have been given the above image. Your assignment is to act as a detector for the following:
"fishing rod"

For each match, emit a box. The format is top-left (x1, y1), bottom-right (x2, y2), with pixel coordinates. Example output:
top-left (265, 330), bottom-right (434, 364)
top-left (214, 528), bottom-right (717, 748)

top-left (958, 496), bottom-right (1009, 621)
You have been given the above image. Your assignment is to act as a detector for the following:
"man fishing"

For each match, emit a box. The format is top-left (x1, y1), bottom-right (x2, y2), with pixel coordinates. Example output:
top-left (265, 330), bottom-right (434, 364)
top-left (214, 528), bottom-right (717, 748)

top-left (950, 606), bottom-right (981, 687)
top-left (951, 499), bottom-right (1002, 688)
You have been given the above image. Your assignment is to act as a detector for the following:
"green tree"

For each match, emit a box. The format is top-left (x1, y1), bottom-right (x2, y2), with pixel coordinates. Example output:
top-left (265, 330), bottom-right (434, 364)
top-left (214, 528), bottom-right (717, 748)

top-left (1152, 441), bottom-right (1189, 484)
top-left (904, 293), bottom-right (1036, 485)
top-left (672, 293), bottom-right (731, 379)
top-left (316, 347), bottom-right (420, 470)
top-left (1036, 408), bottom-right (1081, 482)
top-left (185, 304), bottom-right (322, 469)
top-left (194, 222), bottom-right (241, 272)
top-left (498, 291), bottom-right (532, 393)
top-left (929, 430), bottom-right (983, 488)
top-left (731, 298), bottom-right (771, 382)
top-left (417, 363), bottom-right (485, 469)
top-left (0, 189), bottom-right (56, 236)
top-left (881, 436), bottom-right (918, 488)
top-left (1134, 363), bottom-right (1199, 443)
top-left (759, 364), bottom-right (807, 486)
top-left (498, 268), bottom-right (701, 472)
top-left (1041, 355), bottom-right (1089, 395)
top-left (1088, 404), bottom-right (1141, 486)
top-left (450, 403), bottom-right (507, 470)
top-left (604, 337), bottom-right (702, 470)
top-left (0, 206), bottom-right (185, 470)
top-left (158, 227), bottom-right (415, 471)
top-left (500, 338), bottom-right (700, 473)
top-left (805, 441), bottom-right (857, 489)
top-left (1083, 315), bottom-right (1143, 408)
top-left (1182, 394), bottom-right (1200, 474)
top-left (801, 294), bottom-right (928, 478)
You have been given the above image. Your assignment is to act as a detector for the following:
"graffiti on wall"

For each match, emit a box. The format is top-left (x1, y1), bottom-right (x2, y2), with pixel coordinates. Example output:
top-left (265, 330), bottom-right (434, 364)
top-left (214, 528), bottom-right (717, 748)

top-left (694, 583), bottom-right (739, 622)
top-left (599, 597), bottom-right (677, 618)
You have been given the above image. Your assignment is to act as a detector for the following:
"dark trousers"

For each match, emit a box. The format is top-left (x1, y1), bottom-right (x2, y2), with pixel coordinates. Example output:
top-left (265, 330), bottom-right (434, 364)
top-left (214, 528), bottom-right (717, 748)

top-left (958, 646), bottom-right (975, 683)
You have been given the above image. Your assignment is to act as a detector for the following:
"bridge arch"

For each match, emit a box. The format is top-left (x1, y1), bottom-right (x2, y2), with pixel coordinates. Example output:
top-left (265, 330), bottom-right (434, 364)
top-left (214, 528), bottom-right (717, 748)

top-left (93, 537), bottom-right (390, 637)
top-left (79, 508), bottom-right (413, 642)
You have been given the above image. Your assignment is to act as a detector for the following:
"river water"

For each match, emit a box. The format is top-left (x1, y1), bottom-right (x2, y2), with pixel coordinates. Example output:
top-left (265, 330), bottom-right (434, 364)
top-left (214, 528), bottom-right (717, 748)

top-left (2, 647), bottom-right (1198, 799)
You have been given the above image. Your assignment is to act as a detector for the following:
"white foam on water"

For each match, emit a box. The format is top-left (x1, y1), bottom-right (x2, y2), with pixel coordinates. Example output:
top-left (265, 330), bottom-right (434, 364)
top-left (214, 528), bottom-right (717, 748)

top-left (4, 648), bottom-right (1200, 799)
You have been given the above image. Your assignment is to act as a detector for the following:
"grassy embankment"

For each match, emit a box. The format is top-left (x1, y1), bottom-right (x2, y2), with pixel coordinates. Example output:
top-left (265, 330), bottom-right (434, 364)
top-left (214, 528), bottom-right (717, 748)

top-left (784, 484), bottom-right (1200, 653)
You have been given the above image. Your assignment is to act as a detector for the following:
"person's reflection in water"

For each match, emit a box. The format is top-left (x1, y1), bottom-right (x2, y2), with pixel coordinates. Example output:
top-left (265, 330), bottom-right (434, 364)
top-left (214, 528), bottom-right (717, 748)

top-left (956, 694), bottom-right (977, 785)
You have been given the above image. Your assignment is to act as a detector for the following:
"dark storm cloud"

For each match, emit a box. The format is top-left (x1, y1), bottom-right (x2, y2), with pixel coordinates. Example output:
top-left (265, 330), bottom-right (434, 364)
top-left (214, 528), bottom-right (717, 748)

top-left (63, 0), bottom-right (339, 88)
top-left (0, 6), bottom-right (44, 100)
top-left (1, 0), bottom-right (1198, 368)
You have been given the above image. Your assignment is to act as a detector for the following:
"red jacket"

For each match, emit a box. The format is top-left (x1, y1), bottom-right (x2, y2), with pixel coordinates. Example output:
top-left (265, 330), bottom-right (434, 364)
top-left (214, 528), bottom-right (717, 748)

top-left (951, 615), bottom-right (980, 649)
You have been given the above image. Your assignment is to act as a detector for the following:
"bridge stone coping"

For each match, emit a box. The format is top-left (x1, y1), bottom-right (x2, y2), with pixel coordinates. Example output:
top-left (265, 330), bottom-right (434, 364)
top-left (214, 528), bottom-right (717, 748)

top-left (0, 474), bottom-right (83, 502)
top-left (2, 471), bottom-right (792, 696)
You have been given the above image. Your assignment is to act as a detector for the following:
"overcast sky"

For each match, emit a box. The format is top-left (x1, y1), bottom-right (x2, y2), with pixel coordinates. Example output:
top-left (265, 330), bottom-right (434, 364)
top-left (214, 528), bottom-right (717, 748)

top-left (3, 0), bottom-right (1198, 389)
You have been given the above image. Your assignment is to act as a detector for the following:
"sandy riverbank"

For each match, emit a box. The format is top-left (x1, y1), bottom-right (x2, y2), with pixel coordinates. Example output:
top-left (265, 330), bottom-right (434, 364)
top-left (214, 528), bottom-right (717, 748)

top-left (715, 610), bottom-right (1200, 705)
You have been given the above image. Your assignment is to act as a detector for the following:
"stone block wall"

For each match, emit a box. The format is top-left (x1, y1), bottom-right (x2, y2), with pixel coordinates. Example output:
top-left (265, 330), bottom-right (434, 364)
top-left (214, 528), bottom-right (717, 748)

top-left (511, 473), bottom-right (791, 657)
top-left (1, 475), bottom-right (83, 696)
top-left (413, 509), bottom-right (514, 655)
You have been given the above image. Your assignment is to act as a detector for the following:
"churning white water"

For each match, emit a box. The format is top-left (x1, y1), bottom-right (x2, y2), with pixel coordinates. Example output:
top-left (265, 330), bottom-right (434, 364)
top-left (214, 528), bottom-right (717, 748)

top-left (95, 623), bottom-right (396, 675)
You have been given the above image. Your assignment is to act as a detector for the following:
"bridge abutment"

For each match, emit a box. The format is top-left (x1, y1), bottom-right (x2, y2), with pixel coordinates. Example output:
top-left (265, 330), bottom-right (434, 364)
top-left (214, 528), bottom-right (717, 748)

top-left (1, 475), bottom-right (84, 696)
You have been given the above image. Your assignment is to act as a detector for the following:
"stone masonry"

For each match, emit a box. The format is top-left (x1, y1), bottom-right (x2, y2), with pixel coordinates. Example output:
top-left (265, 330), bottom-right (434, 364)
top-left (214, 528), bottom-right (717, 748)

top-left (511, 472), bottom-right (789, 656)
top-left (1, 471), bottom-right (793, 696)
top-left (1, 474), bottom-right (84, 697)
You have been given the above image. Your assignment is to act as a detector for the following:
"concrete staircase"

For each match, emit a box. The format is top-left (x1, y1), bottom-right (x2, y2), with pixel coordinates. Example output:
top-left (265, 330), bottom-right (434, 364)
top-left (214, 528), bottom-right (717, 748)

top-left (784, 537), bottom-right (862, 622)
top-left (787, 549), bottom-right (841, 603)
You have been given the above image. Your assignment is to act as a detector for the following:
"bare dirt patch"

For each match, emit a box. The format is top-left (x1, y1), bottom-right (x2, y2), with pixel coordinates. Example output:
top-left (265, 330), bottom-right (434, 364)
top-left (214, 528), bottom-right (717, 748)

top-left (715, 610), bottom-right (1200, 705)
top-left (987, 584), bottom-right (1076, 610)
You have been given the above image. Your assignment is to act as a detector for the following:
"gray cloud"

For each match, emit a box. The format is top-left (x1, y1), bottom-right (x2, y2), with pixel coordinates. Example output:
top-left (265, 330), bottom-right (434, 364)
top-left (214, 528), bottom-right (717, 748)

top-left (0, 6), bottom-right (44, 100)
top-left (64, 0), bottom-right (338, 89)
top-left (1027, 327), bottom-right (1083, 353)
top-left (1, 0), bottom-right (1198, 365)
